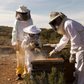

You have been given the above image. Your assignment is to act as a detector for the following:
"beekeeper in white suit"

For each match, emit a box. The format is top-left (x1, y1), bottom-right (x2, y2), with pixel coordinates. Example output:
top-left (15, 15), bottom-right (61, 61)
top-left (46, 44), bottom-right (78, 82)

top-left (49, 11), bottom-right (84, 84)
top-left (21, 25), bottom-right (41, 77)
top-left (11, 5), bottom-right (33, 80)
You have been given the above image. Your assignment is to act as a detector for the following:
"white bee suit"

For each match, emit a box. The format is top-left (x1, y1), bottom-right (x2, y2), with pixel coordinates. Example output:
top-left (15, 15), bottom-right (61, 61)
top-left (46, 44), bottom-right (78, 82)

top-left (21, 34), bottom-right (41, 73)
top-left (11, 19), bottom-right (33, 75)
top-left (12, 19), bottom-right (33, 45)
top-left (54, 18), bottom-right (84, 84)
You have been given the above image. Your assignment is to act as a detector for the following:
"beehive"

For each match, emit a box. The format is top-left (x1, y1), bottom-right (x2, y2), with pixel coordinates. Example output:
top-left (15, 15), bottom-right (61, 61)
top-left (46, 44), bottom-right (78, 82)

top-left (31, 45), bottom-right (75, 84)
top-left (31, 58), bottom-right (65, 84)
top-left (31, 58), bottom-right (64, 72)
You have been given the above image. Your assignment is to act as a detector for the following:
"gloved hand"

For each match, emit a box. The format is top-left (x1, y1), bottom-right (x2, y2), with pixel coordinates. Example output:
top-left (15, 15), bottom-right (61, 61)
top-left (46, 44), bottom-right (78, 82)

top-left (30, 41), bottom-right (41, 50)
top-left (33, 41), bottom-right (39, 46)
top-left (49, 49), bottom-right (57, 57)
top-left (29, 42), bottom-right (36, 50)
top-left (69, 54), bottom-right (76, 63)
top-left (14, 45), bottom-right (18, 51)
top-left (34, 47), bottom-right (41, 55)
top-left (23, 42), bottom-right (37, 51)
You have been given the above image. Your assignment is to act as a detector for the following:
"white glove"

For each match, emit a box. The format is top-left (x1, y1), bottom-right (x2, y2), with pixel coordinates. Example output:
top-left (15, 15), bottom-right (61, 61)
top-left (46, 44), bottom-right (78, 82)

top-left (23, 43), bottom-right (36, 50)
top-left (30, 41), bottom-right (41, 49)
top-left (29, 42), bottom-right (36, 50)
top-left (49, 49), bottom-right (57, 57)
top-left (23, 41), bottom-right (40, 51)
top-left (34, 47), bottom-right (41, 55)
top-left (69, 54), bottom-right (76, 63)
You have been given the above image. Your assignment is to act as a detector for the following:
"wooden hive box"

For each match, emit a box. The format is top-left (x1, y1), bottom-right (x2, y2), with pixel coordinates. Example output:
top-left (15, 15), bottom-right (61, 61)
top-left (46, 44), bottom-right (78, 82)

top-left (31, 58), bottom-right (65, 84)
top-left (31, 58), bottom-right (64, 74)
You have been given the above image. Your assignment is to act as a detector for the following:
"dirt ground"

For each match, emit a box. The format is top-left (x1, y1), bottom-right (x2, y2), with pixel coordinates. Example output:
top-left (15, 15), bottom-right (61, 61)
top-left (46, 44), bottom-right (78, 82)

top-left (0, 46), bottom-right (25, 84)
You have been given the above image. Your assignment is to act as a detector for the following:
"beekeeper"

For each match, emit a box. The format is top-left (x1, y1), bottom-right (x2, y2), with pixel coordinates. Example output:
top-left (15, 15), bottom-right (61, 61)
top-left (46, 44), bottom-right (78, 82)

top-left (49, 11), bottom-right (84, 84)
top-left (21, 25), bottom-right (41, 76)
top-left (11, 5), bottom-right (33, 80)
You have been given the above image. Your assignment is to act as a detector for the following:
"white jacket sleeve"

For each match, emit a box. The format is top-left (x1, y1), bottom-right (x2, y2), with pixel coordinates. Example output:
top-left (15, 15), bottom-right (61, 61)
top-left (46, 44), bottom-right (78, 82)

top-left (11, 20), bottom-right (18, 46)
top-left (55, 35), bottom-right (69, 52)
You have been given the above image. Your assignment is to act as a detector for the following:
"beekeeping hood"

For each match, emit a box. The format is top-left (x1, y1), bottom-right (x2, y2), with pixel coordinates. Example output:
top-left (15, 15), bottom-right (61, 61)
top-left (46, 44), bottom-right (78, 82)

top-left (16, 5), bottom-right (31, 21)
top-left (49, 11), bottom-right (67, 35)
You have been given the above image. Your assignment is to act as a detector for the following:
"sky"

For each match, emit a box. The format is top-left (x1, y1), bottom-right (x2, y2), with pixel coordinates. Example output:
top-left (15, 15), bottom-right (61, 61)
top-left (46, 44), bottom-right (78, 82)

top-left (0, 0), bottom-right (84, 29)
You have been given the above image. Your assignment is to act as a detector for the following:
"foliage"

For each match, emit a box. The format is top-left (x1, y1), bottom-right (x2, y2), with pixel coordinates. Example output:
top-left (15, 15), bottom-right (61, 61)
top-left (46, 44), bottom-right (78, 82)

top-left (59, 42), bottom-right (71, 60)
top-left (48, 67), bottom-right (65, 84)
top-left (40, 28), bottom-right (62, 41)
top-left (59, 46), bottom-right (70, 60)
top-left (22, 73), bottom-right (34, 84)
top-left (50, 32), bottom-right (62, 40)
top-left (57, 72), bottom-right (65, 84)
top-left (40, 29), bottom-right (54, 40)
top-left (0, 26), bottom-right (12, 35)
top-left (35, 71), bottom-right (47, 84)
top-left (0, 26), bottom-right (12, 46)
top-left (48, 67), bottom-right (57, 84)
top-left (40, 28), bottom-right (62, 45)
top-left (22, 67), bottom-right (65, 84)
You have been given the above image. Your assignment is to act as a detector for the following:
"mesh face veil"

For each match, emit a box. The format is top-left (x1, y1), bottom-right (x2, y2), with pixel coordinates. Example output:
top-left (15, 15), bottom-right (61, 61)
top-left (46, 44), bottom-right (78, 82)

top-left (49, 16), bottom-right (62, 31)
top-left (49, 12), bottom-right (66, 32)
top-left (16, 11), bottom-right (31, 21)
top-left (16, 5), bottom-right (31, 21)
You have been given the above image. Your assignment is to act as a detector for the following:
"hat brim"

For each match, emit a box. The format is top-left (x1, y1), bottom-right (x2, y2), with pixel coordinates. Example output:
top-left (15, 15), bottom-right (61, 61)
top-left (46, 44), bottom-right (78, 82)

top-left (16, 9), bottom-right (30, 13)
top-left (23, 27), bottom-right (41, 34)
top-left (49, 14), bottom-right (61, 24)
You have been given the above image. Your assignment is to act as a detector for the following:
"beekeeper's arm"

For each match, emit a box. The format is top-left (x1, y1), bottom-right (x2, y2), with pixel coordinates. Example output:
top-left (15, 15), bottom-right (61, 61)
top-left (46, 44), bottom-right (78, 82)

top-left (49, 35), bottom-right (69, 57)
top-left (11, 20), bottom-right (18, 51)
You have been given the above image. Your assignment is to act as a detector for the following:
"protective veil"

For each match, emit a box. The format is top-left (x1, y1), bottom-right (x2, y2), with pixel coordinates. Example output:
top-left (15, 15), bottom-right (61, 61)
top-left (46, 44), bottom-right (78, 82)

top-left (16, 5), bottom-right (31, 21)
top-left (57, 17), bottom-right (66, 35)
top-left (16, 12), bottom-right (31, 21)
top-left (49, 12), bottom-right (67, 35)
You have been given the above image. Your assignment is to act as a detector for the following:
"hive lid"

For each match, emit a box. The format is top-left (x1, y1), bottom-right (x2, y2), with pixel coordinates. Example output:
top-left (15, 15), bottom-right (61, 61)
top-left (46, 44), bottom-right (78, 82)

top-left (32, 58), bottom-right (64, 64)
